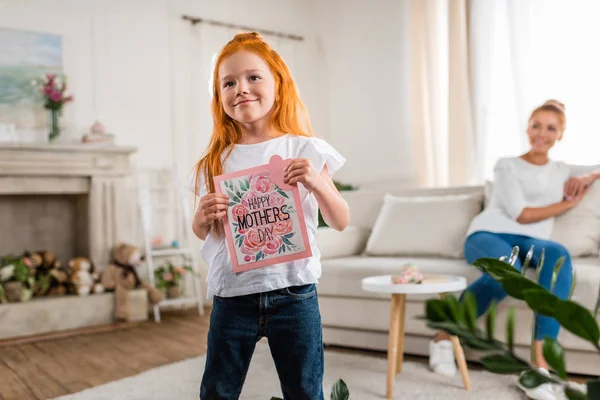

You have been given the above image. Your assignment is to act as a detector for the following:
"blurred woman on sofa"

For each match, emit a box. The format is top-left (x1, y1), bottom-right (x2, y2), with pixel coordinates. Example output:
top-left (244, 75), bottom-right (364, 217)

top-left (429, 100), bottom-right (600, 400)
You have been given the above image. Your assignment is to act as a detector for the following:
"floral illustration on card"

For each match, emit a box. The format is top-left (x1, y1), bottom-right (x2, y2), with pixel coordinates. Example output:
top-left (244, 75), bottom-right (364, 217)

top-left (221, 171), bottom-right (305, 265)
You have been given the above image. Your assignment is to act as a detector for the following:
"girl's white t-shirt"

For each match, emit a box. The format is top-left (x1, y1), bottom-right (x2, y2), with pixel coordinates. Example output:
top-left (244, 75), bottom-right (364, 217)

top-left (191, 134), bottom-right (346, 299)
top-left (467, 156), bottom-right (599, 240)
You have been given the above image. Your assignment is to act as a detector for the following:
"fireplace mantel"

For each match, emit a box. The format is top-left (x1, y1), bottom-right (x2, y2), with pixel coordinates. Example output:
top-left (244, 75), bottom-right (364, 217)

top-left (0, 143), bottom-right (138, 271)
top-left (0, 143), bottom-right (137, 179)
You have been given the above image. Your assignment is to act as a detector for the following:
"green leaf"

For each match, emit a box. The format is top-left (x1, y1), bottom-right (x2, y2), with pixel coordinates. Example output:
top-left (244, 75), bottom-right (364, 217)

top-left (507, 307), bottom-right (515, 352)
top-left (426, 300), bottom-right (450, 323)
top-left (522, 246), bottom-right (534, 274)
top-left (330, 378), bottom-right (349, 400)
top-left (500, 275), bottom-right (546, 301)
top-left (523, 289), bottom-right (559, 317)
top-left (542, 338), bottom-right (567, 380)
top-left (480, 353), bottom-right (528, 374)
top-left (463, 336), bottom-right (503, 351)
top-left (426, 321), bottom-right (468, 338)
top-left (281, 236), bottom-right (293, 246)
top-left (472, 258), bottom-right (521, 280)
top-left (277, 188), bottom-right (289, 199)
top-left (462, 291), bottom-right (478, 332)
top-left (228, 201), bottom-right (236, 207)
top-left (564, 387), bottom-right (588, 400)
top-left (509, 246), bottom-right (520, 266)
top-left (536, 249), bottom-right (545, 282)
top-left (445, 295), bottom-right (463, 324)
top-left (518, 369), bottom-right (553, 389)
top-left (486, 301), bottom-right (497, 341)
top-left (587, 379), bottom-right (600, 400)
top-left (569, 266), bottom-right (577, 301)
top-left (550, 257), bottom-right (565, 294)
top-left (554, 300), bottom-right (600, 346)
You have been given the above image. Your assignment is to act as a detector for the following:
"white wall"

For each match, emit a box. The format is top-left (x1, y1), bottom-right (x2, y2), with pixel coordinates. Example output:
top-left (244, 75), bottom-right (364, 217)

top-left (312, 0), bottom-right (413, 188)
top-left (0, 0), bottom-right (321, 171)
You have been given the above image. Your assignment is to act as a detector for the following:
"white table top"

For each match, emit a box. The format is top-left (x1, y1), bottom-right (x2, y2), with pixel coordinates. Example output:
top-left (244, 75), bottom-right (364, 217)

top-left (361, 275), bottom-right (467, 294)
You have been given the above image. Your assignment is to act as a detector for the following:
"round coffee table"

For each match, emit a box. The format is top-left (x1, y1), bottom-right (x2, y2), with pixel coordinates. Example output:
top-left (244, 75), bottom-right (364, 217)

top-left (361, 274), bottom-right (470, 399)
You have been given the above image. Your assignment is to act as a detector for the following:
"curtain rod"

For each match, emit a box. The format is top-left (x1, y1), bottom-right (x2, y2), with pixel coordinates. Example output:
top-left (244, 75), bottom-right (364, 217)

top-left (181, 15), bottom-right (304, 42)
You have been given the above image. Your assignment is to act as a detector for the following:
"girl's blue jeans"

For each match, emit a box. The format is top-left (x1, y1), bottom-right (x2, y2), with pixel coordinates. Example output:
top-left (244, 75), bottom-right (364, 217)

top-left (200, 283), bottom-right (324, 400)
top-left (462, 231), bottom-right (573, 341)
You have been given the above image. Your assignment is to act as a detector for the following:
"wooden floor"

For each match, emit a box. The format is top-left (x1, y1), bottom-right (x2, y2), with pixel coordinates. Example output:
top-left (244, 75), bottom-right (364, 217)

top-left (0, 307), bottom-right (592, 400)
top-left (0, 308), bottom-right (210, 400)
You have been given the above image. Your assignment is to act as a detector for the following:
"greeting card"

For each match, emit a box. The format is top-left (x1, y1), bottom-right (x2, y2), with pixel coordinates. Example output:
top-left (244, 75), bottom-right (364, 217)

top-left (214, 155), bottom-right (312, 273)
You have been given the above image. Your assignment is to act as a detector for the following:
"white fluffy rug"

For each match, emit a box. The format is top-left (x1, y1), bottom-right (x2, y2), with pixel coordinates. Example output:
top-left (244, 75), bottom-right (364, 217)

top-left (53, 340), bottom-right (575, 399)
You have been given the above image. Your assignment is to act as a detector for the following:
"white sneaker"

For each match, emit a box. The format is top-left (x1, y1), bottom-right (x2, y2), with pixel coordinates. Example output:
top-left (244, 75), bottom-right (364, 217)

top-left (429, 340), bottom-right (457, 377)
top-left (518, 368), bottom-right (556, 400)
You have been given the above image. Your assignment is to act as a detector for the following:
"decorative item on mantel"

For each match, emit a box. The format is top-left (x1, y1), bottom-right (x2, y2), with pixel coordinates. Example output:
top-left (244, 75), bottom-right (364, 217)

top-left (82, 119), bottom-right (115, 145)
top-left (41, 74), bottom-right (73, 142)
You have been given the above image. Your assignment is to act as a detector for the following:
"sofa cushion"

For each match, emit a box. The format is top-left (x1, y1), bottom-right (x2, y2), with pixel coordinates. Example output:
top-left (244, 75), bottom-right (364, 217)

top-left (364, 193), bottom-right (483, 258)
top-left (319, 256), bottom-right (482, 300)
top-left (551, 183), bottom-right (600, 257)
top-left (319, 256), bottom-right (600, 311)
top-left (316, 226), bottom-right (370, 259)
top-left (341, 186), bottom-right (484, 231)
top-left (485, 181), bottom-right (600, 257)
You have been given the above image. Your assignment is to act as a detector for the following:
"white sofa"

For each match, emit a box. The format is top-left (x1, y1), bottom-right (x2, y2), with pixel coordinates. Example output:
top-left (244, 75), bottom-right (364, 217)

top-left (316, 185), bottom-right (600, 376)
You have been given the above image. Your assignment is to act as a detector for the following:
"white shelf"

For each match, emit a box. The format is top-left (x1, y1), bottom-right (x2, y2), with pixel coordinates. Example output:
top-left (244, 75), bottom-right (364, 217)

top-left (150, 248), bottom-right (193, 257)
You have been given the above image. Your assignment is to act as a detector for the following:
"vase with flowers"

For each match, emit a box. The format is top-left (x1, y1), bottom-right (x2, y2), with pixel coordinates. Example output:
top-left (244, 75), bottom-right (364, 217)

top-left (41, 74), bottom-right (73, 141)
top-left (154, 260), bottom-right (195, 299)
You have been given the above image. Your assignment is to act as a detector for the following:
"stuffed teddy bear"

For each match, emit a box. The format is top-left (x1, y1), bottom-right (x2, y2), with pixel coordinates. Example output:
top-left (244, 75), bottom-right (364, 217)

top-left (101, 242), bottom-right (164, 320)
top-left (69, 257), bottom-right (104, 296)
top-left (26, 250), bottom-right (70, 296)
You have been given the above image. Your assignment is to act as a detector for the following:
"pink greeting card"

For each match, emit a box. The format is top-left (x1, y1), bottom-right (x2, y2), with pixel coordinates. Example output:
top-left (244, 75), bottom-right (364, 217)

top-left (214, 155), bottom-right (313, 273)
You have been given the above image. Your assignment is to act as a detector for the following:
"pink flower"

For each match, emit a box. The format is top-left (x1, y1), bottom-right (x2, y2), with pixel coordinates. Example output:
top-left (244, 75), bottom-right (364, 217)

top-left (263, 236), bottom-right (283, 255)
top-left (232, 203), bottom-right (250, 233)
top-left (240, 228), bottom-right (266, 255)
top-left (249, 172), bottom-right (272, 193)
top-left (268, 192), bottom-right (285, 208)
top-left (49, 89), bottom-right (62, 102)
top-left (244, 255), bottom-right (251, 262)
top-left (164, 272), bottom-right (173, 282)
top-left (272, 218), bottom-right (293, 236)
top-left (175, 267), bottom-right (185, 275)
top-left (23, 258), bottom-right (32, 267)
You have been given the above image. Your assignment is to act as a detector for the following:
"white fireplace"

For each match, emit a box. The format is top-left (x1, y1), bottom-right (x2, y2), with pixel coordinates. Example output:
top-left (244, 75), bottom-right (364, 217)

top-left (0, 143), bottom-right (138, 271)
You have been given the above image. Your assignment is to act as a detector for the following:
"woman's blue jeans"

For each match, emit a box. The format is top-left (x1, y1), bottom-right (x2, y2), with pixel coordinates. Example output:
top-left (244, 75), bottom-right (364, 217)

top-left (199, 284), bottom-right (324, 400)
top-left (462, 231), bottom-right (573, 341)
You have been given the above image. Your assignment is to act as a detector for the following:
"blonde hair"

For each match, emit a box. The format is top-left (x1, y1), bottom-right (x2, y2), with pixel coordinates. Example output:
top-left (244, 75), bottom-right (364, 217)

top-left (529, 99), bottom-right (566, 132)
top-left (194, 32), bottom-right (313, 236)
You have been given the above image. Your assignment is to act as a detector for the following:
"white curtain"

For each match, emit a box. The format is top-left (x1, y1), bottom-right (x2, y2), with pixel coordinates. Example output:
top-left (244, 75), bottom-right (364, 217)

top-left (410, 0), bottom-right (476, 187)
top-left (469, 0), bottom-right (600, 181)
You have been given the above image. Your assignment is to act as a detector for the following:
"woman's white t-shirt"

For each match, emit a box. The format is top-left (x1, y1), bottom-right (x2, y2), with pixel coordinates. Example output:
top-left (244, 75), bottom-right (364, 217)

top-left (191, 134), bottom-right (346, 299)
top-left (467, 156), bottom-right (599, 240)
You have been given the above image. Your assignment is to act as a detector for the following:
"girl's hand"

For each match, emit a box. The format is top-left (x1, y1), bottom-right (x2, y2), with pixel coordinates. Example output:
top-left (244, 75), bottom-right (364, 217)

top-left (194, 193), bottom-right (229, 228)
top-left (564, 176), bottom-right (593, 200)
top-left (283, 158), bottom-right (325, 192)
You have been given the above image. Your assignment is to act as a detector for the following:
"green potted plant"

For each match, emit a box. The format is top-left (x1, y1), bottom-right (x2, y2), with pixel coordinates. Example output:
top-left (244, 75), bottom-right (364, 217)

top-left (271, 378), bottom-right (349, 400)
top-left (0, 254), bottom-right (35, 303)
top-left (423, 246), bottom-right (600, 399)
top-left (153, 259), bottom-right (195, 299)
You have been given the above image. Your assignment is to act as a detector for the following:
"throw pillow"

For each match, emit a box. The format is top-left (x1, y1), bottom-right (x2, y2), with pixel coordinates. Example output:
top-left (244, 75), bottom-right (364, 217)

top-left (365, 192), bottom-right (484, 258)
top-left (316, 226), bottom-right (371, 259)
top-left (551, 182), bottom-right (600, 257)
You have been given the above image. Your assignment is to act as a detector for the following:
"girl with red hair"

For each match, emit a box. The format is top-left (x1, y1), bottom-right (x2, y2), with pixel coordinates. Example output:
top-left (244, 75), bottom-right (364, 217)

top-left (191, 32), bottom-right (349, 399)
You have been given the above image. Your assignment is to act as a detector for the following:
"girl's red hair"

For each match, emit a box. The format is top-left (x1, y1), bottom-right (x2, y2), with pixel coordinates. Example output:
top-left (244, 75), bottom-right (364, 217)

top-left (194, 32), bottom-right (313, 236)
